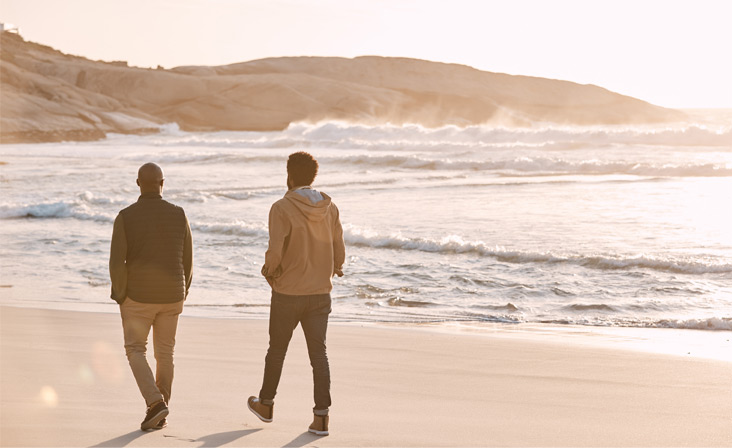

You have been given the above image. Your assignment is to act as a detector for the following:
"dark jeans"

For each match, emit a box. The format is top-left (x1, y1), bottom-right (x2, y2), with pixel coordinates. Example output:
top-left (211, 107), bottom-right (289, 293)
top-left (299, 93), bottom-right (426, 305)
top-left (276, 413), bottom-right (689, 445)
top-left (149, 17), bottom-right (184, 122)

top-left (259, 291), bottom-right (332, 412)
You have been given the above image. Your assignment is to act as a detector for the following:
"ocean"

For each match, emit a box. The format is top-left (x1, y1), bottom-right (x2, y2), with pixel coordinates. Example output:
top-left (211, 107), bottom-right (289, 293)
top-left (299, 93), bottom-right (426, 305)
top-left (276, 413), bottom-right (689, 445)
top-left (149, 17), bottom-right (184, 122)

top-left (1, 111), bottom-right (731, 331)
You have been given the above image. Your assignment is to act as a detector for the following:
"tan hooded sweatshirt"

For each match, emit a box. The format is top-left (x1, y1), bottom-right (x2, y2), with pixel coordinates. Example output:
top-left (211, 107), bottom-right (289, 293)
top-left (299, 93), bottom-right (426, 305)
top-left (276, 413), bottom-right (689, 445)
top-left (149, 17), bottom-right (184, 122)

top-left (262, 187), bottom-right (345, 295)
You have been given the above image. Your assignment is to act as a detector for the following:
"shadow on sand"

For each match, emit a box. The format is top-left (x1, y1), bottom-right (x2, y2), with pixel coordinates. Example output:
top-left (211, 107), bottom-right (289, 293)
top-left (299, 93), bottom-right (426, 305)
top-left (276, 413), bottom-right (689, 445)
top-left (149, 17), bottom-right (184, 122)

top-left (90, 430), bottom-right (147, 447)
top-left (91, 428), bottom-right (261, 448)
top-left (197, 429), bottom-right (262, 447)
top-left (282, 431), bottom-right (322, 448)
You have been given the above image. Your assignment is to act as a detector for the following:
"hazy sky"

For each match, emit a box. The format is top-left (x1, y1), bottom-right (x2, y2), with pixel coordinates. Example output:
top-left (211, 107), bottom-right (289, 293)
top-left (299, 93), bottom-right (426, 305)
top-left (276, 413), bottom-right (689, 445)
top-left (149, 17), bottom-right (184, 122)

top-left (1, 0), bottom-right (730, 108)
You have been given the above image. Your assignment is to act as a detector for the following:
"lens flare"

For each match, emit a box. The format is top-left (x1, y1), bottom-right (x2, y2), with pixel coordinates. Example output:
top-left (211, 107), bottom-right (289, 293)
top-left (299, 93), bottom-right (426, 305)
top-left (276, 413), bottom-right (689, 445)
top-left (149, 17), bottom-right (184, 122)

top-left (39, 386), bottom-right (58, 407)
top-left (78, 363), bottom-right (95, 384)
top-left (92, 340), bottom-right (124, 384)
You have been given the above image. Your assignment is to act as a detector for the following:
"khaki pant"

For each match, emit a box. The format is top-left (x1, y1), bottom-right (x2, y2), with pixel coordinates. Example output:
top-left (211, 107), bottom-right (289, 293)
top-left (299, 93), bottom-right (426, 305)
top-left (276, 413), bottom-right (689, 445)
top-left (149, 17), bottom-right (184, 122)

top-left (120, 297), bottom-right (184, 406)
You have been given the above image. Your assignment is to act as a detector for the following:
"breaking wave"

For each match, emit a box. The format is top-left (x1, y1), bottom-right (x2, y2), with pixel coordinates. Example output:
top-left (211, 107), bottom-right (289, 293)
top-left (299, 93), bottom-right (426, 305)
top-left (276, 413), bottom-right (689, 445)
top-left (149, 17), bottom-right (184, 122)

top-left (119, 151), bottom-right (732, 177)
top-left (4, 199), bottom-right (729, 276)
top-left (653, 317), bottom-right (732, 331)
top-left (0, 199), bottom-right (115, 222)
top-left (190, 221), bottom-right (267, 238)
top-left (327, 154), bottom-right (732, 177)
top-left (118, 121), bottom-right (732, 150)
top-left (343, 225), bottom-right (732, 275)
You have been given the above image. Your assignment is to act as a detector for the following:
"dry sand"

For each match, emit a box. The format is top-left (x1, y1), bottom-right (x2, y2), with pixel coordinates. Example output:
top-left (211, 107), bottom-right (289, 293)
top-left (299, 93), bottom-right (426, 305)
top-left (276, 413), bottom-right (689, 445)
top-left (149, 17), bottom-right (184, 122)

top-left (1, 305), bottom-right (731, 447)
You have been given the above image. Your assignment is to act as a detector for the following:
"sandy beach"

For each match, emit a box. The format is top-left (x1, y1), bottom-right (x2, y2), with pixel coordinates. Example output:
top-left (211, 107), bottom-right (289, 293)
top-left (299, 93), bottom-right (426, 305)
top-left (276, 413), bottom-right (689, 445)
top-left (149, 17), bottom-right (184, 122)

top-left (2, 3), bottom-right (730, 447)
top-left (1, 305), bottom-right (730, 447)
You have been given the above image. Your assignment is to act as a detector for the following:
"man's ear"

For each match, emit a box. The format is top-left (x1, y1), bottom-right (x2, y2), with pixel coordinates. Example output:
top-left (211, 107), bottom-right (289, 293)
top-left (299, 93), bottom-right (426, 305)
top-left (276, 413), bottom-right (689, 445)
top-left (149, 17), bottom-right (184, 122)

top-left (136, 179), bottom-right (140, 187)
top-left (160, 179), bottom-right (165, 187)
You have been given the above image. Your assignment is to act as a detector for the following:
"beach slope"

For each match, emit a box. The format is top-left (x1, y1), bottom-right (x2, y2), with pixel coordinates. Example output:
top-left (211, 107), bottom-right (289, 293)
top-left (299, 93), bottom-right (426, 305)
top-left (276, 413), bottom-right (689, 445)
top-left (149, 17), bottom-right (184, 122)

top-left (1, 306), bottom-right (730, 447)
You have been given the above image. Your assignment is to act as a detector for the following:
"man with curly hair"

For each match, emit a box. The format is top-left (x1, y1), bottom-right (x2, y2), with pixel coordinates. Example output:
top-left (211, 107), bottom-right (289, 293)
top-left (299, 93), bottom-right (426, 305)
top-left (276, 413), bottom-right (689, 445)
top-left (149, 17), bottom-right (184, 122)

top-left (248, 152), bottom-right (345, 436)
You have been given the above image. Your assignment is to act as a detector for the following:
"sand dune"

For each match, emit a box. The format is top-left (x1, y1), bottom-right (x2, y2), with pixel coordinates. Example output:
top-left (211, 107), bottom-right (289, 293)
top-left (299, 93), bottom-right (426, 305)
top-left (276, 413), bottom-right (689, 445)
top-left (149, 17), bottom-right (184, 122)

top-left (0, 32), bottom-right (686, 143)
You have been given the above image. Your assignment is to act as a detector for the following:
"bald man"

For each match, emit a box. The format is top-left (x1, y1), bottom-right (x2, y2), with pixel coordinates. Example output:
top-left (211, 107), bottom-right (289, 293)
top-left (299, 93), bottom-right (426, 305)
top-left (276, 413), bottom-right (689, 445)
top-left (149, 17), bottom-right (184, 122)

top-left (109, 163), bottom-right (193, 431)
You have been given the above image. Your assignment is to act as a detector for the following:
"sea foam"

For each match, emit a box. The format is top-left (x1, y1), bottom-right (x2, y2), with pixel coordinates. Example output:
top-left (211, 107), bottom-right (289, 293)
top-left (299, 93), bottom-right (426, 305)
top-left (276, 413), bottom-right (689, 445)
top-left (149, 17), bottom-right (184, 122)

top-left (109, 121), bottom-right (732, 150)
top-left (343, 225), bottom-right (732, 275)
top-left (4, 200), bottom-right (729, 276)
top-left (118, 151), bottom-right (732, 178)
top-left (0, 200), bottom-right (115, 222)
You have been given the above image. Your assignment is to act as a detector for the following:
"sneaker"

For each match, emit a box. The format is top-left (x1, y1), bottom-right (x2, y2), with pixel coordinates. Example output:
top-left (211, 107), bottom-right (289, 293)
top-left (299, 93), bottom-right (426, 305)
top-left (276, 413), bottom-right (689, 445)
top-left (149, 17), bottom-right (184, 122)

top-left (154, 418), bottom-right (167, 430)
top-left (247, 396), bottom-right (273, 423)
top-left (140, 401), bottom-right (169, 431)
top-left (308, 414), bottom-right (329, 436)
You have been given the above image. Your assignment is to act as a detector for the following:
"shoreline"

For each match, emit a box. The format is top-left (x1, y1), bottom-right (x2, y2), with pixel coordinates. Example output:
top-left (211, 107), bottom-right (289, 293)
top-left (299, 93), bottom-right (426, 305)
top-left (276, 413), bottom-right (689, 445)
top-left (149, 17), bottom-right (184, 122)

top-left (2, 305), bottom-right (731, 446)
top-left (1, 302), bottom-right (730, 363)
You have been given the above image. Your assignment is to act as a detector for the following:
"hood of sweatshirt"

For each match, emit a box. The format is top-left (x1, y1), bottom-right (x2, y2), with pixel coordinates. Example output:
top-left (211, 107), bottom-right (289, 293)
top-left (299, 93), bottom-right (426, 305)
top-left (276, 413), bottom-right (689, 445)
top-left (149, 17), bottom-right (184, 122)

top-left (284, 188), bottom-right (332, 222)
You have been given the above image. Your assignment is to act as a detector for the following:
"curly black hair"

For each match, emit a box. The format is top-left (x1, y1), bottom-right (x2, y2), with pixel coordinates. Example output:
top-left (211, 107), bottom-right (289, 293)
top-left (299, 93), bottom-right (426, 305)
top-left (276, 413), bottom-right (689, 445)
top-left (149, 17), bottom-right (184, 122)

top-left (287, 151), bottom-right (319, 187)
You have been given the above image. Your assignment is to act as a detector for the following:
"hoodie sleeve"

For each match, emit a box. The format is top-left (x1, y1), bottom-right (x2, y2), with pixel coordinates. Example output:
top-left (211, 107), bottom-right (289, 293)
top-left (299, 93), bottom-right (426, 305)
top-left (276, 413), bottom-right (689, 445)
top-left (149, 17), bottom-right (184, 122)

top-left (332, 203), bottom-right (346, 276)
top-left (263, 202), bottom-right (291, 278)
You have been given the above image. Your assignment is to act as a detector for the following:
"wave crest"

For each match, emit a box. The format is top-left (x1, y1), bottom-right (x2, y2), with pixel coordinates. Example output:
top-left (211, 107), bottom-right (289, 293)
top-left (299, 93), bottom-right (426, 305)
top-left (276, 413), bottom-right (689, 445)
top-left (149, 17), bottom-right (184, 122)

top-left (330, 154), bottom-right (732, 177)
top-left (654, 317), bottom-right (732, 331)
top-left (343, 225), bottom-right (732, 275)
top-left (120, 150), bottom-right (731, 178)
top-left (114, 121), bottom-right (732, 150)
top-left (0, 198), bottom-right (115, 222)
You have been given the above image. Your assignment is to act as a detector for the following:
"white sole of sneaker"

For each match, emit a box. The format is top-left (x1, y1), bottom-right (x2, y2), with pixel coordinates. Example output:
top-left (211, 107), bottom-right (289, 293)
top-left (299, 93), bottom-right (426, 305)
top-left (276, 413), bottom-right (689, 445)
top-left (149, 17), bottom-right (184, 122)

top-left (308, 428), bottom-right (329, 436)
top-left (247, 401), bottom-right (273, 423)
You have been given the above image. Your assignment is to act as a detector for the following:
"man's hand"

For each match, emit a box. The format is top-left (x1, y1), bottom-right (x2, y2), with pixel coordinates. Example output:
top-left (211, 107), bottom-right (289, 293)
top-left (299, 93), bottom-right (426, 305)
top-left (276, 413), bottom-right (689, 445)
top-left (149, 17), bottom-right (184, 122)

top-left (262, 266), bottom-right (273, 287)
top-left (334, 268), bottom-right (344, 277)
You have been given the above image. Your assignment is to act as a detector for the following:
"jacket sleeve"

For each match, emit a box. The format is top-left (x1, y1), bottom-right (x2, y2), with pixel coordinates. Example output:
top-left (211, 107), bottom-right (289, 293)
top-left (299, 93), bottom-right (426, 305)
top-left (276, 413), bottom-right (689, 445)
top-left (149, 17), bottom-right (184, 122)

top-left (262, 203), bottom-right (290, 279)
top-left (109, 213), bottom-right (128, 304)
top-left (332, 204), bottom-right (345, 276)
top-left (183, 213), bottom-right (193, 298)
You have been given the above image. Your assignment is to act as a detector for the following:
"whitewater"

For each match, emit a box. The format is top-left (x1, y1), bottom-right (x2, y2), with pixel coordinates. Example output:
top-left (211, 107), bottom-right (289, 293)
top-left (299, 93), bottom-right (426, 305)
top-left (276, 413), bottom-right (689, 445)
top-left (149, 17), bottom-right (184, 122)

top-left (1, 114), bottom-right (731, 331)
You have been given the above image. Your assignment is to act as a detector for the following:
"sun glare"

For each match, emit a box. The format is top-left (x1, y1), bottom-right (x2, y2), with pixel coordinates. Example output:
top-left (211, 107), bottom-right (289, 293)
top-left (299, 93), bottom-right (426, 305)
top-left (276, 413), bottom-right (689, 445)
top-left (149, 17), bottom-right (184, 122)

top-left (39, 386), bottom-right (58, 407)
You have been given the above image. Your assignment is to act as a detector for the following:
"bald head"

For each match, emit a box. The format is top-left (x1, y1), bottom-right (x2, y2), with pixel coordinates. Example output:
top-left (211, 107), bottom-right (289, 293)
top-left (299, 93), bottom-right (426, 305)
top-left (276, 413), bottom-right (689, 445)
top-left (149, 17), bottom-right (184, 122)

top-left (136, 163), bottom-right (165, 194)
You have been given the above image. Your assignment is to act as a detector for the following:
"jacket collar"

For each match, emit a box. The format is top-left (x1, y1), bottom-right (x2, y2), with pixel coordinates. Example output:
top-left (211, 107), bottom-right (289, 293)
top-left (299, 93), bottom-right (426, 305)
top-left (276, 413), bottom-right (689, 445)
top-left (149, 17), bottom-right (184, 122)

top-left (138, 192), bottom-right (162, 200)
